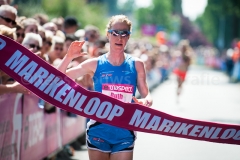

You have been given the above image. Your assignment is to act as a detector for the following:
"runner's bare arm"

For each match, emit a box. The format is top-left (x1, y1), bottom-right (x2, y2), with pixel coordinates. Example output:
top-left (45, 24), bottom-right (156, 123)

top-left (66, 58), bottom-right (98, 79)
top-left (57, 41), bottom-right (97, 79)
top-left (134, 58), bottom-right (153, 107)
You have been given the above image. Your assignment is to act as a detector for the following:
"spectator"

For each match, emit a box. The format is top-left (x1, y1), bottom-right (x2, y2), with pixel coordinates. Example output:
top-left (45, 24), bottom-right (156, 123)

top-left (0, 81), bottom-right (29, 95)
top-left (83, 25), bottom-right (100, 57)
top-left (41, 30), bottom-right (53, 61)
top-left (0, 4), bottom-right (17, 28)
top-left (84, 24), bottom-right (99, 43)
top-left (225, 48), bottom-right (234, 77)
top-left (0, 25), bottom-right (29, 95)
top-left (47, 36), bottom-right (64, 65)
top-left (22, 18), bottom-right (39, 34)
top-left (43, 22), bottom-right (58, 35)
top-left (63, 34), bottom-right (78, 59)
top-left (33, 13), bottom-right (49, 26)
top-left (231, 42), bottom-right (240, 82)
top-left (55, 29), bottom-right (65, 41)
top-left (15, 17), bottom-right (25, 43)
top-left (74, 29), bottom-right (85, 40)
top-left (88, 36), bottom-right (108, 57)
top-left (0, 0), bottom-right (8, 5)
top-left (63, 16), bottom-right (79, 35)
top-left (0, 24), bottom-right (15, 40)
top-left (0, 0), bottom-right (12, 5)
top-left (22, 32), bottom-right (43, 59)
top-left (21, 32), bottom-right (56, 113)
top-left (0, 24), bottom-right (16, 85)
top-left (38, 25), bottom-right (46, 43)
top-left (51, 16), bottom-right (64, 30)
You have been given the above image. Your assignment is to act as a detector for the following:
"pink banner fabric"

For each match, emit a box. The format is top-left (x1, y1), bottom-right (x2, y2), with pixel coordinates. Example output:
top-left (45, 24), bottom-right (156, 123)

top-left (0, 35), bottom-right (240, 145)
top-left (0, 93), bottom-right (22, 160)
top-left (61, 113), bottom-right (86, 146)
top-left (0, 91), bottom-right (85, 159)
top-left (20, 94), bottom-right (47, 160)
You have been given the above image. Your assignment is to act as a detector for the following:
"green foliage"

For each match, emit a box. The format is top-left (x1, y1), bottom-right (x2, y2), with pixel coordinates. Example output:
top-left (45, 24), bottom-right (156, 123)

top-left (17, 1), bottom-right (46, 17)
top-left (118, 0), bottom-right (135, 15)
top-left (135, 7), bottom-right (152, 27)
top-left (17, 0), bottom-right (108, 33)
top-left (135, 0), bottom-right (172, 31)
top-left (196, 5), bottom-right (219, 43)
top-left (151, 0), bottom-right (172, 29)
top-left (196, 0), bottom-right (240, 48)
top-left (207, 0), bottom-right (240, 17)
top-left (41, 0), bottom-right (108, 32)
top-left (41, 0), bottom-right (68, 18)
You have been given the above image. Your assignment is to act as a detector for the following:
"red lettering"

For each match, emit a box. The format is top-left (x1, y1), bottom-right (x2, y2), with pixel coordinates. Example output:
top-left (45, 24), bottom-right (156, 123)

top-left (110, 92), bottom-right (123, 100)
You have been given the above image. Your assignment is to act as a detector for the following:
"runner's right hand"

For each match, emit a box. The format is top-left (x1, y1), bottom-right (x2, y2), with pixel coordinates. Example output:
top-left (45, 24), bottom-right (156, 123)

top-left (66, 41), bottom-right (88, 59)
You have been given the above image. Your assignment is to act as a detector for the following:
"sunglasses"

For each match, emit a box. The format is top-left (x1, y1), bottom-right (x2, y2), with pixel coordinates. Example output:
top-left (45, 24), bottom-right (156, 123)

top-left (90, 33), bottom-right (96, 38)
top-left (108, 30), bottom-right (131, 37)
top-left (42, 37), bottom-right (46, 42)
top-left (54, 47), bottom-right (63, 51)
top-left (45, 41), bottom-right (52, 46)
top-left (28, 44), bottom-right (41, 50)
top-left (17, 33), bottom-right (25, 38)
top-left (0, 15), bottom-right (16, 26)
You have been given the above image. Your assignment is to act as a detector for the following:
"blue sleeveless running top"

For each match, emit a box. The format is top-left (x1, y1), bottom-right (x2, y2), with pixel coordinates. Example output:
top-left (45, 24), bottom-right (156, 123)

top-left (93, 53), bottom-right (137, 102)
top-left (86, 53), bottom-right (138, 151)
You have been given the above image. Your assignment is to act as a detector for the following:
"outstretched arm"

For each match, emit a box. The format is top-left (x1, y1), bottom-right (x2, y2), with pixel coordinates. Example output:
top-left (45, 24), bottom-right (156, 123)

top-left (57, 41), bottom-right (96, 80)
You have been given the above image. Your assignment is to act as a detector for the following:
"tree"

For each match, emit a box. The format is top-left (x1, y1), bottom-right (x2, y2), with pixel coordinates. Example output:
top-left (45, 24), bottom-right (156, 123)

top-left (196, 0), bottom-right (240, 49)
top-left (117, 0), bottom-right (135, 15)
top-left (135, 0), bottom-right (172, 31)
top-left (15, 0), bottom-right (108, 33)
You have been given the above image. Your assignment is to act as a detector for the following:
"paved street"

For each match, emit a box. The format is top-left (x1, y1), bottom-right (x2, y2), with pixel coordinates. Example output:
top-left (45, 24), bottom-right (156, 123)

top-left (72, 65), bottom-right (240, 160)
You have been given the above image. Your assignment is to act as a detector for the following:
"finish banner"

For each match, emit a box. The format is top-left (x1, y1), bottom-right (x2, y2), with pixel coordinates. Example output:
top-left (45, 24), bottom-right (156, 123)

top-left (0, 35), bottom-right (240, 145)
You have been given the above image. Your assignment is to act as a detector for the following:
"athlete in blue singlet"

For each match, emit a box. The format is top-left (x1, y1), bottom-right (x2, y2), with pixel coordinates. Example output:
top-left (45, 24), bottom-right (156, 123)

top-left (57, 15), bottom-right (152, 160)
top-left (86, 53), bottom-right (137, 154)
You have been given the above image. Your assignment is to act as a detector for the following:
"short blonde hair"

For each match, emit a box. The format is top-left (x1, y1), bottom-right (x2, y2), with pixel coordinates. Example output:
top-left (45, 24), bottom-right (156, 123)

top-left (0, 24), bottom-right (16, 40)
top-left (106, 15), bottom-right (132, 32)
top-left (22, 18), bottom-right (39, 29)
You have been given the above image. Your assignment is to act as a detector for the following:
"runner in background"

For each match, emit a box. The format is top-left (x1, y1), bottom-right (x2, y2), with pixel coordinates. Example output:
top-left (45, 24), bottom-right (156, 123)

top-left (173, 40), bottom-right (192, 98)
top-left (57, 14), bottom-right (152, 160)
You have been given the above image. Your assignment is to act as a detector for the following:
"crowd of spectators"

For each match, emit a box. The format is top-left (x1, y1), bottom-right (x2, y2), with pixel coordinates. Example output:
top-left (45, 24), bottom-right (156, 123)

top-left (226, 40), bottom-right (240, 82)
top-left (0, 3), bottom-right (183, 97)
top-left (194, 39), bottom-right (240, 83)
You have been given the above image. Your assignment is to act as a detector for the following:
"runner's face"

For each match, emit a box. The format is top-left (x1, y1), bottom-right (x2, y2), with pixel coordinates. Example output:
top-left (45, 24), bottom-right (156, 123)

top-left (107, 21), bottom-right (130, 52)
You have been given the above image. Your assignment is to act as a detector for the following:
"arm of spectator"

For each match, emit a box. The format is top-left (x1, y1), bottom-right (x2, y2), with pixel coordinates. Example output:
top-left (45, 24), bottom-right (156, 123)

top-left (0, 82), bottom-right (30, 95)
top-left (134, 58), bottom-right (153, 107)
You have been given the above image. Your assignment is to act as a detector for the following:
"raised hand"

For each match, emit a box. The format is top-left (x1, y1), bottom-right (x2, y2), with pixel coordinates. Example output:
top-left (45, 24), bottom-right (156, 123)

top-left (66, 41), bottom-right (88, 59)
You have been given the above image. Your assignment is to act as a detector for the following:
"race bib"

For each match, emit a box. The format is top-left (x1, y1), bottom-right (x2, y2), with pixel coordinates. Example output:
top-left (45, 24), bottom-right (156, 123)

top-left (102, 84), bottom-right (134, 103)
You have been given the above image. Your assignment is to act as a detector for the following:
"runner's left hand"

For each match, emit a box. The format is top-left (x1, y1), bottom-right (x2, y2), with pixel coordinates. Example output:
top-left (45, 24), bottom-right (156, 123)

top-left (132, 96), bottom-right (151, 107)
